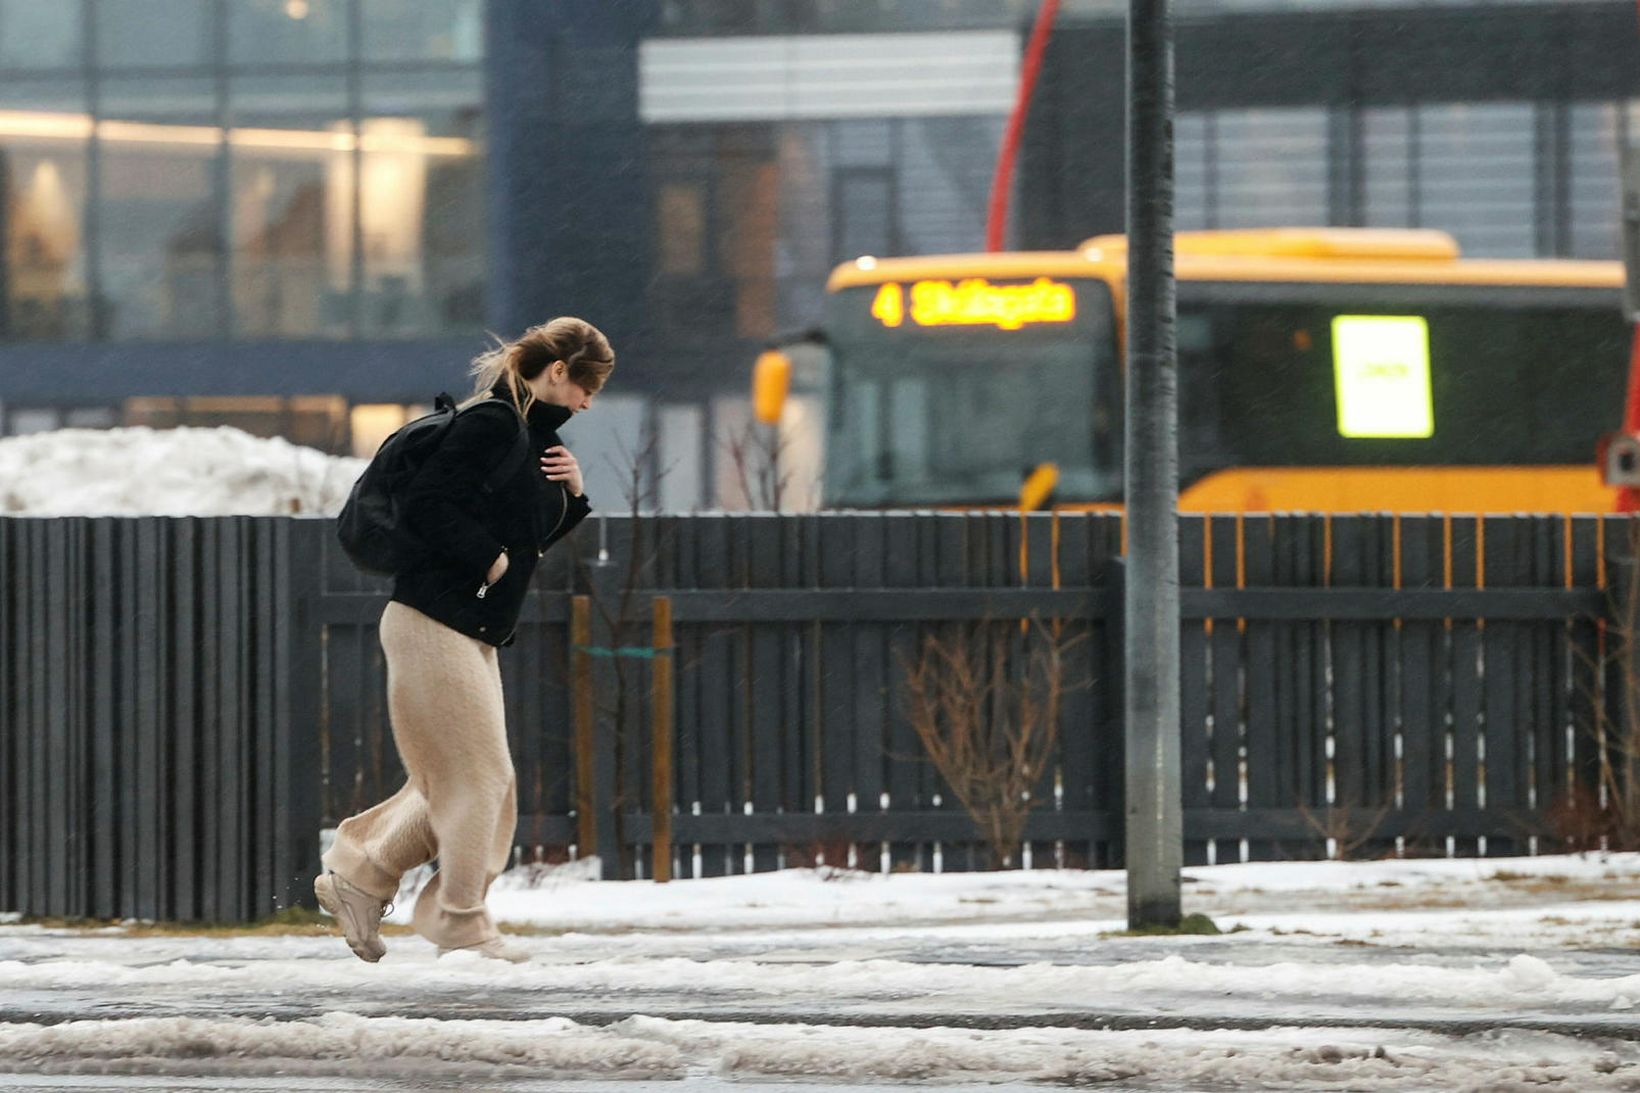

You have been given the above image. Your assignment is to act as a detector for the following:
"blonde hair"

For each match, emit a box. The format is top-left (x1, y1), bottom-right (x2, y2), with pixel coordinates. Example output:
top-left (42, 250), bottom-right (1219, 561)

top-left (466, 317), bottom-right (615, 414)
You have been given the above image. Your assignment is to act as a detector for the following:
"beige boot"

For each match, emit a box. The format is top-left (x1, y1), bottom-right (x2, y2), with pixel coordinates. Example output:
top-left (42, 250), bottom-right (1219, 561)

top-left (314, 872), bottom-right (390, 963)
top-left (438, 936), bottom-right (530, 964)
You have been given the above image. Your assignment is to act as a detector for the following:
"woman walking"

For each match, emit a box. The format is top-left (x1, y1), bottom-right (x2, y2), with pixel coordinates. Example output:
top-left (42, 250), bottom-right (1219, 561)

top-left (316, 317), bottom-right (614, 964)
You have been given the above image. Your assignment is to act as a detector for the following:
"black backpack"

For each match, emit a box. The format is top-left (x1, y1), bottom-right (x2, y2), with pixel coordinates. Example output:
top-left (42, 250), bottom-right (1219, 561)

top-left (336, 393), bottom-right (530, 577)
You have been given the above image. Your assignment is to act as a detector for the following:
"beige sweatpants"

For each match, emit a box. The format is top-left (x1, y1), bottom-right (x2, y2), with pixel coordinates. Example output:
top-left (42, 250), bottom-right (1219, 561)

top-left (322, 600), bottom-right (517, 950)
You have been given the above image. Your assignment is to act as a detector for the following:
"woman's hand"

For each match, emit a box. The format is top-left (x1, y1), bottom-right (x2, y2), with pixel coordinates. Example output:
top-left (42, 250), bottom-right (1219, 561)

top-left (541, 445), bottom-right (584, 497)
top-left (486, 550), bottom-right (509, 586)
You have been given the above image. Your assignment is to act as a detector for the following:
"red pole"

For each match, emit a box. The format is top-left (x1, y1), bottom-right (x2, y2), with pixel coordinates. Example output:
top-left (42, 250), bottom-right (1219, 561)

top-left (1620, 331), bottom-right (1640, 512)
top-left (1622, 0), bottom-right (1640, 510)
top-left (985, 0), bottom-right (1061, 253)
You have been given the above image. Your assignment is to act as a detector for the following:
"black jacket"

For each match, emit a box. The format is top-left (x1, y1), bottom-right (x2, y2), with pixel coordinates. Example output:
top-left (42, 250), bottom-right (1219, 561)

top-left (392, 387), bottom-right (591, 646)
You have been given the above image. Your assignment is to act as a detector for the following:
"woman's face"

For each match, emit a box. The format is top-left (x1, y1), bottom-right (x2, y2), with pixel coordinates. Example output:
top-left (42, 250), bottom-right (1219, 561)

top-left (530, 362), bottom-right (597, 413)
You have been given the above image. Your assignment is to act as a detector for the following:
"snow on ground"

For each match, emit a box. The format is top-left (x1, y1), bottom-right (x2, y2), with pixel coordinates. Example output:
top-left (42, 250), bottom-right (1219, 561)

top-left (7, 855), bottom-right (1640, 1086)
top-left (0, 426), bottom-right (364, 515)
top-left (451, 850), bottom-right (1640, 936)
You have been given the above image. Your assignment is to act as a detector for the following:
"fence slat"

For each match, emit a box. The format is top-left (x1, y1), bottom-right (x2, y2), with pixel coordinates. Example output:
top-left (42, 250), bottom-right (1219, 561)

top-left (1565, 516), bottom-right (1603, 844)
top-left (1399, 516), bottom-right (1443, 843)
top-left (1179, 515), bottom-right (1210, 866)
top-left (1482, 516), bottom-right (1527, 857)
top-left (1242, 515), bottom-right (1279, 860)
top-left (1450, 516), bottom-right (1484, 858)
top-left (693, 514), bottom-right (736, 876)
top-left (0, 520), bottom-right (12, 914)
top-left (1208, 515), bottom-right (1241, 864)
top-left (748, 516), bottom-right (784, 872)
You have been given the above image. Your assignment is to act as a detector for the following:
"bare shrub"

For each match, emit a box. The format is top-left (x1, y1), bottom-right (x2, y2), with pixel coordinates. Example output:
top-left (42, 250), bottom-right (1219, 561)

top-left (899, 617), bottom-right (1082, 868)
top-left (1295, 796), bottom-right (1393, 861)
top-left (719, 415), bottom-right (796, 512)
top-left (1561, 519), bottom-right (1640, 851)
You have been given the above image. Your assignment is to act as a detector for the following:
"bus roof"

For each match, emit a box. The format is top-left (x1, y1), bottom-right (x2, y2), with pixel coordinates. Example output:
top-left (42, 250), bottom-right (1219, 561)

top-left (826, 229), bottom-right (1623, 293)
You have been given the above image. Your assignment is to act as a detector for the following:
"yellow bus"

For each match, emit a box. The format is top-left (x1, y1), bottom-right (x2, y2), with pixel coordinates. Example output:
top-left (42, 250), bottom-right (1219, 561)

top-left (810, 229), bottom-right (1626, 513)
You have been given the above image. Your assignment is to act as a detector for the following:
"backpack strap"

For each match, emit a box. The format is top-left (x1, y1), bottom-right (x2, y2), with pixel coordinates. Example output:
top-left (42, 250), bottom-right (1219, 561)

top-left (473, 396), bottom-right (532, 495)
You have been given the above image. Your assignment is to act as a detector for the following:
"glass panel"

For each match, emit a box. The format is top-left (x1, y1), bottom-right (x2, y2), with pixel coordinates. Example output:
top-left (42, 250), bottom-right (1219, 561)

top-left (1214, 107), bottom-right (1328, 229)
top-left (831, 118), bottom-right (892, 168)
top-left (361, 0), bottom-right (481, 62)
top-left (0, 81), bottom-right (90, 339)
top-left (774, 123), bottom-right (828, 330)
top-left (7, 406), bottom-right (59, 433)
top-left (1416, 102), bottom-right (1534, 258)
top-left (835, 169), bottom-right (891, 262)
top-left (0, 2), bottom-right (82, 71)
top-left (228, 0), bottom-right (348, 67)
top-left (896, 116), bottom-right (998, 255)
top-left (93, 0), bottom-right (214, 69)
top-left (1362, 107), bottom-right (1412, 228)
top-left (64, 405), bottom-right (117, 428)
top-left (357, 70), bottom-right (484, 336)
top-left (227, 76), bottom-right (352, 337)
top-left (96, 78), bottom-right (220, 339)
top-left (657, 181), bottom-right (706, 275)
top-left (1568, 101), bottom-right (1618, 260)
top-left (1175, 112), bottom-right (1210, 231)
top-left (655, 0), bottom-right (1040, 35)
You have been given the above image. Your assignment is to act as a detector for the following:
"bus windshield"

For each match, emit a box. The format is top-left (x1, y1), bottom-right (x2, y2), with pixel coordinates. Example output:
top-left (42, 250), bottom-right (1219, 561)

top-left (824, 276), bottom-right (1119, 507)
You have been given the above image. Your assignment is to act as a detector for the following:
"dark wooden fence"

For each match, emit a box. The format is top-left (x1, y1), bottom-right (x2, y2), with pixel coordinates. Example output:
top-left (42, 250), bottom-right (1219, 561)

top-left (0, 517), bottom-right (318, 922)
top-left (2, 512), bottom-right (1633, 921)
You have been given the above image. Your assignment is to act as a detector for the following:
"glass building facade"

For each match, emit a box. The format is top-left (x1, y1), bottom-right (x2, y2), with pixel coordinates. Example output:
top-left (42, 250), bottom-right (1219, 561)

top-left (0, 0), bottom-right (484, 346)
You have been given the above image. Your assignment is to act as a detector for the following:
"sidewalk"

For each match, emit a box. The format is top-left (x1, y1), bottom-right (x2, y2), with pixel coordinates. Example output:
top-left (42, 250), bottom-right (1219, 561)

top-left (4, 855), bottom-right (1640, 1089)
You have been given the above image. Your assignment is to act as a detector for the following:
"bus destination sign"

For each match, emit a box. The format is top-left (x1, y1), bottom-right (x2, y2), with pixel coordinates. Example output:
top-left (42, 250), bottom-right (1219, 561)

top-left (870, 277), bottom-right (1076, 330)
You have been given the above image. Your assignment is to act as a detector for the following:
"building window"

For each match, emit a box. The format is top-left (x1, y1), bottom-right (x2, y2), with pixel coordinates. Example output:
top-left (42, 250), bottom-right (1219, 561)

top-left (63, 405), bottom-right (117, 428)
top-left (356, 70), bottom-right (485, 336)
top-left (657, 181), bottom-right (707, 275)
top-left (361, 0), bottom-right (482, 63)
top-left (5, 406), bottom-right (60, 434)
top-left (1361, 107), bottom-right (1413, 229)
top-left (93, 0), bottom-right (214, 70)
top-left (1416, 102), bottom-right (1534, 259)
top-left (227, 76), bottom-right (352, 337)
top-left (0, 81), bottom-right (91, 340)
top-left (833, 167), bottom-right (894, 263)
top-left (1176, 112), bottom-right (1212, 231)
top-left (95, 77), bottom-right (221, 339)
top-left (125, 394), bottom-right (349, 452)
top-left (1568, 101), bottom-right (1620, 260)
top-left (229, 0), bottom-right (349, 66)
top-left (0, 1), bottom-right (81, 71)
top-left (1213, 108), bottom-right (1328, 230)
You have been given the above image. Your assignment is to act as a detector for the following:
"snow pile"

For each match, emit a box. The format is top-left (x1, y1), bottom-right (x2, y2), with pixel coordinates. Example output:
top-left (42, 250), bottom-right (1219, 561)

top-left (0, 426), bottom-right (366, 516)
top-left (6, 948), bottom-right (1640, 1013)
top-left (0, 1014), bottom-right (1634, 1089)
top-left (0, 1011), bottom-right (683, 1078)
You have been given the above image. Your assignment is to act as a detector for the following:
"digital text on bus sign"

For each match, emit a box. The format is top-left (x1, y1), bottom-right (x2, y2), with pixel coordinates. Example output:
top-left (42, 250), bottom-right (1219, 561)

top-left (1331, 315), bottom-right (1434, 439)
top-left (870, 278), bottom-right (1076, 330)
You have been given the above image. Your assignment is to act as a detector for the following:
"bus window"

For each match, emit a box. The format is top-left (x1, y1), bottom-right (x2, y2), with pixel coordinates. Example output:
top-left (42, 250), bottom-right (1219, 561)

top-left (824, 277), bottom-right (1118, 507)
top-left (889, 376), bottom-right (931, 488)
top-left (1177, 284), bottom-right (1626, 476)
